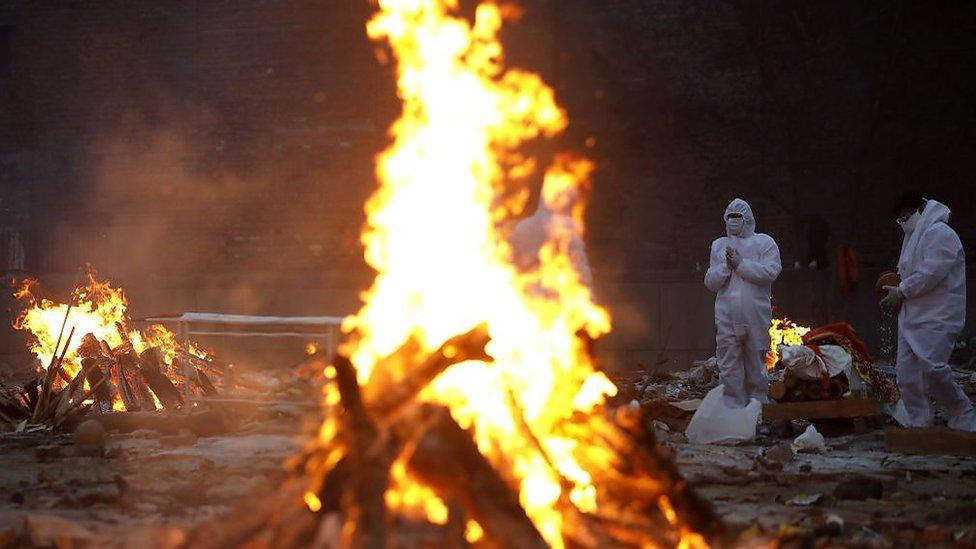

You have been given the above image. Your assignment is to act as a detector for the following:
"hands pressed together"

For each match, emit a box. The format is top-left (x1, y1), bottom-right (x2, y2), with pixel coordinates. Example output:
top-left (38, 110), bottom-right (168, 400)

top-left (725, 247), bottom-right (742, 270)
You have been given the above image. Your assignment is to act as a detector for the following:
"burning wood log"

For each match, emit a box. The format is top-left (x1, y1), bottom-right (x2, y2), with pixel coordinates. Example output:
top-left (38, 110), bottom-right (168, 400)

top-left (30, 327), bottom-right (75, 424)
top-left (117, 351), bottom-right (158, 411)
top-left (616, 414), bottom-right (723, 541)
top-left (115, 322), bottom-right (160, 410)
top-left (0, 339), bottom-right (109, 431)
top-left (364, 324), bottom-right (491, 417)
top-left (190, 319), bottom-right (719, 548)
top-left (406, 404), bottom-right (548, 549)
top-left (332, 352), bottom-right (393, 549)
top-left (560, 406), bottom-right (723, 543)
top-left (77, 335), bottom-right (116, 411)
top-left (138, 348), bottom-right (184, 410)
top-left (110, 359), bottom-right (143, 412)
top-left (175, 353), bottom-right (219, 396)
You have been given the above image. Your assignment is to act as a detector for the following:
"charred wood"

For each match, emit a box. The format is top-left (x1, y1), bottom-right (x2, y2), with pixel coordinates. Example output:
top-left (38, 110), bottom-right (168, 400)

top-left (406, 404), bottom-right (548, 549)
top-left (333, 352), bottom-right (392, 549)
top-left (138, 348), bottom-right (184, 409)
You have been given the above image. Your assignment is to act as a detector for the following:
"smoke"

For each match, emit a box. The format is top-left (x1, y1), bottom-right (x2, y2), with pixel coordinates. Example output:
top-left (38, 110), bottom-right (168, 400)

top-left (71, 103), bottom-right (371, 317)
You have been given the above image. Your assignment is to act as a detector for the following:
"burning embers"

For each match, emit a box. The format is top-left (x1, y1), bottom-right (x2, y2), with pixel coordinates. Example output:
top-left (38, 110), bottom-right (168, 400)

top-left (2, 270), bottom-right (223, 429)
top-left (189, 1), bottom-right (716, 547)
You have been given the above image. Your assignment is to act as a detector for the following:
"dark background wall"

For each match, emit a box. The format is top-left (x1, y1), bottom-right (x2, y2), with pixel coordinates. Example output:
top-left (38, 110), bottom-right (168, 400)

top-left (0, 1), bottom-right (974, 372)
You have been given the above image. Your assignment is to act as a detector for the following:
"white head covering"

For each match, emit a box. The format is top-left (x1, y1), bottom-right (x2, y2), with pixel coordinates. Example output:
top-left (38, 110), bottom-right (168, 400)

top-left (898, 199), bottom-right (951, 276)
top-left (724, 198), bottom-right (756, 238)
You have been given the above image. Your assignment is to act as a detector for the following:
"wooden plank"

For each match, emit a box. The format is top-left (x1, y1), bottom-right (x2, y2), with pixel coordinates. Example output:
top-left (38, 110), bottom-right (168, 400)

top-left (885, 426), bottom-right (976, 457)
top-left (762, 399), bottom-right (881, 421)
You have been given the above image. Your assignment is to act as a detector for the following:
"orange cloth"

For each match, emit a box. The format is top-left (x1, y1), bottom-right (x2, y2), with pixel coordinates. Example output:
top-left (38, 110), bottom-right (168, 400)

top-left (802, 322), bottom-right (899, 403)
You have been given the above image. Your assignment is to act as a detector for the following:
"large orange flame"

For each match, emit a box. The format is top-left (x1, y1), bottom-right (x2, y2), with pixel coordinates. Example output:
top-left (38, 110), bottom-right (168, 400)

top-left (14, 276), bottom-right (130, 381)
top-left (325, 1), bottom-right (618, 545)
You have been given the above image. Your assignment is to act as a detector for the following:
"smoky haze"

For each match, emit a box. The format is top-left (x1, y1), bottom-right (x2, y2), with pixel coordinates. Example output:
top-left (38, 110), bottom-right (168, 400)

top-left (2, 1), bottom-right (975, 372)
top-left (16, 2), bottom-right (397, 320)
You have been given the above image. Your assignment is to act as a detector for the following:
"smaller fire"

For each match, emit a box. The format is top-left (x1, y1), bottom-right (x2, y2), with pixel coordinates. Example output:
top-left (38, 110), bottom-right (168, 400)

top-left (767, 317), bottom-right (811, 369)
top-left (305, 342), bottom-right (318, 356)
top-left (11, 268), bottom-right (222, 414)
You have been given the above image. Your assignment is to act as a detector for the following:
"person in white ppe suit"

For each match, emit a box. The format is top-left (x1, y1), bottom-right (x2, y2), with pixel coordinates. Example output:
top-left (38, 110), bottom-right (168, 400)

top-left (881, 193), bottom-right (976, 431)
top-left (509, 176), bottom-right (593, 288)
top-left (705, 199), bottom-right (782, 408)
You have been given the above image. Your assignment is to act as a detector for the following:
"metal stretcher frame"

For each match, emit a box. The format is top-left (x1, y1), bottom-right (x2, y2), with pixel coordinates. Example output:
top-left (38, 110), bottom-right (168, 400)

top-left (141, 312), bottom-right (345, 361)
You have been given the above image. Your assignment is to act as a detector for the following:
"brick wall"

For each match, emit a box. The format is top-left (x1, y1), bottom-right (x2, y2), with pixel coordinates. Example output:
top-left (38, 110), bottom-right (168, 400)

top-left (1, 1), bottom-right (974, 372)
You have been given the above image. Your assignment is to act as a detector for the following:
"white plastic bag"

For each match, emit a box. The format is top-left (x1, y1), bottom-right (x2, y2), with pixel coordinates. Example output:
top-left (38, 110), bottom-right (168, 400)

top-left (792, 424), bottom-right (826, 453)
top-left (685, 384), bottom-right (762, 444)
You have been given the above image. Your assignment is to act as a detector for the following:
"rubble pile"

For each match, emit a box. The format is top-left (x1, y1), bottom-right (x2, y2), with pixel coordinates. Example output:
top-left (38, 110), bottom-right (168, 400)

top-left (621, 358), bottom-right (719, 405)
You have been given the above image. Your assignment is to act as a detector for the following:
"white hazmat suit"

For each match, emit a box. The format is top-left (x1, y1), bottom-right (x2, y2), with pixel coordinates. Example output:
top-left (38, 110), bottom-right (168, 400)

top-left (894, 199), bottom-right (975, 430)
top-left (705, 199), bottom-right (782, 408)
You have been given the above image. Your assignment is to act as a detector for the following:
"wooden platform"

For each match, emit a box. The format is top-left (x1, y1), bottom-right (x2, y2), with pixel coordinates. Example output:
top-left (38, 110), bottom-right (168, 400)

top-left (885, 426), bottom-right (976, 457)
top-left (762, 399), bottom-right (882, 421)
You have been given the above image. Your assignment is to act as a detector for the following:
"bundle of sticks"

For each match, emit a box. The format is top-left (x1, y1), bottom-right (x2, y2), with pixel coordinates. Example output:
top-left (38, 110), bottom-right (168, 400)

top-left (188, 326), bottom-right (723, 548)
top-left (74, 322), bottom-right (223, 412)
top-left (0, 326), bottom-right (92, 430)
top-left (1, 323), bottom-right (225, 430)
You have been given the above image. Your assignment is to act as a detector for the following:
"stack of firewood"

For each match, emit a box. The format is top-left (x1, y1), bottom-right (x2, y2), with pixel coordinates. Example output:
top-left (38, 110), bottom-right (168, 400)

top-left (769, 368), bottom-right (850, 403)
top-left (188, 326), bottom-right (723, 548)
top-left (0, 324), bottom-right (226, 431)
top-left (76, 322), bottom-right (224, 412)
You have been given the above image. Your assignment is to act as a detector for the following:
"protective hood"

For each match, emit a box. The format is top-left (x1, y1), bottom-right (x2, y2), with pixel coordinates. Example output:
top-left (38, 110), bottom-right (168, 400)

top-left (724, 198), bottom-right (756, 238)
top-left (898, 199), bottom-right (950, 276)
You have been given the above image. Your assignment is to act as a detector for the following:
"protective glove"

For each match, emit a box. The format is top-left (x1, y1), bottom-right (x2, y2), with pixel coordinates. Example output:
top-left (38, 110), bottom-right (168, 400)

top-left (725, 247), bottom-right (742, 270)
top-left (880, 285), bottom-right (903, 309)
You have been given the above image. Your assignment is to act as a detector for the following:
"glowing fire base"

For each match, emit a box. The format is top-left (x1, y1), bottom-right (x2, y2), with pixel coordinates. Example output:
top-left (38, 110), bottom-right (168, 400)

top-left (188, 326), bottom-right (721, 547)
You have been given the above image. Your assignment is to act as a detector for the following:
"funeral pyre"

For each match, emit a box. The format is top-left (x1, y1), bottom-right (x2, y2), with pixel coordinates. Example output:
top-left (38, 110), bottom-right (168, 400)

top-left (623, 320), bottom-right (900, 422)
top-left (190, 1), bottom-right (720, 547)
top-left (1, 270), bottom-right (224, 430)
top-left (767, 322), bottom-right (899, 404)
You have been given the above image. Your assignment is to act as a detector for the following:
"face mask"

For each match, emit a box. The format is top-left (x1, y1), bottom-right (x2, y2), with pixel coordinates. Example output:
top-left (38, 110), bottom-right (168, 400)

top-left (726, 217), bottom-right (744, 236)
top-left (897, 211), bottom-right (920, 234)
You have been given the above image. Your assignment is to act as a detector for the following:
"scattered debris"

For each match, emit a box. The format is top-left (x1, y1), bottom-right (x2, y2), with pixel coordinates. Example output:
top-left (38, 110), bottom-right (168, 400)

top-left (824, 513), bottom-right (844, 536)
top-left (950, 336), bottom-right (976, 371)
top-left (785, 493), bottom-right (823, 506)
